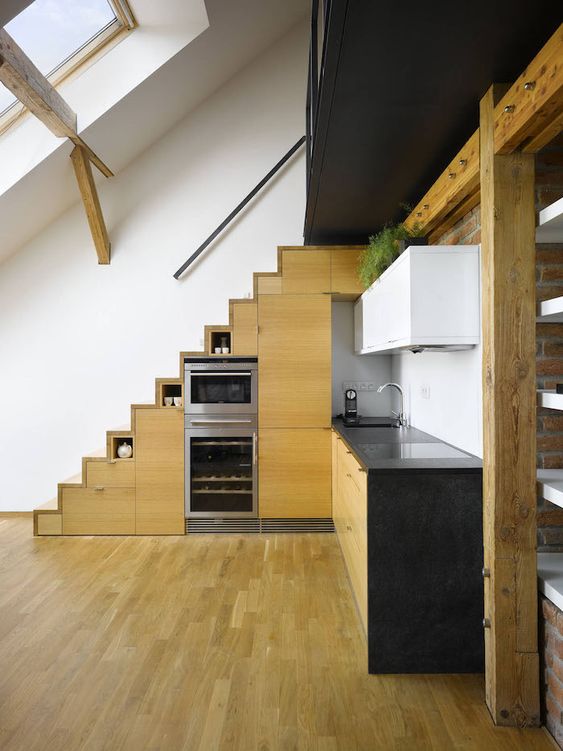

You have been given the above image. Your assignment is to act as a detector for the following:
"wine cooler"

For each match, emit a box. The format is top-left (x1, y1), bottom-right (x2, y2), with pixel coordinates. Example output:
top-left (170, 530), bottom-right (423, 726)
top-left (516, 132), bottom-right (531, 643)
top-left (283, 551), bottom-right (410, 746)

top-left (184, 415), bottom-right (257, 518)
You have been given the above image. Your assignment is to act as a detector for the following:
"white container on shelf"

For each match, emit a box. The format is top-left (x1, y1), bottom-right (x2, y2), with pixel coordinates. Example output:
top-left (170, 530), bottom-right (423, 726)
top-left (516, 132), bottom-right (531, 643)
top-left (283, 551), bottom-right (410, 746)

top-left (354, 245), bottom-right (480, 355)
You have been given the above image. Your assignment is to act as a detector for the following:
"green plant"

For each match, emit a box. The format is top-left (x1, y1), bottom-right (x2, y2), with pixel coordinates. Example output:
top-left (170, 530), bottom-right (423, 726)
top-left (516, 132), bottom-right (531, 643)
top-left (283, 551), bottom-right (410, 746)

top-left (358, 220), bottom-right (425, 288)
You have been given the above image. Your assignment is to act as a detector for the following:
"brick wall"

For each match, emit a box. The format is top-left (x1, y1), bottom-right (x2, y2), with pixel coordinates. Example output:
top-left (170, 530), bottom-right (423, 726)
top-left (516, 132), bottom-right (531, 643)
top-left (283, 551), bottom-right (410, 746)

top-left (437, 205), bottom-right (481, 246)
top-left (537, 245), bottom-right (563, 550)
top-left (541, 596), bottom-right (563, 746)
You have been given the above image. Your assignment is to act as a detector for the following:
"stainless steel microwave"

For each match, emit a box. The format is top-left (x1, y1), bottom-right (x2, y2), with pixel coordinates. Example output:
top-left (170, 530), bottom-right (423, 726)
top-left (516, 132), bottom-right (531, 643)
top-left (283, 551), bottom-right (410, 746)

top-left (184, 358), bottom-right (258, 416)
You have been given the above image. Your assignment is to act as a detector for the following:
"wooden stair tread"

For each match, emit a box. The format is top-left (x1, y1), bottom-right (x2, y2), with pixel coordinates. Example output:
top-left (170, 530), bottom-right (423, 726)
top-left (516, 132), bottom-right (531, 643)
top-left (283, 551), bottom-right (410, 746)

top-left (35, 497), bottom-right (59, 511)
top-left (85, 447), bottom-right (107, 458)
top-left (60, 472), bottom-right (83, 486)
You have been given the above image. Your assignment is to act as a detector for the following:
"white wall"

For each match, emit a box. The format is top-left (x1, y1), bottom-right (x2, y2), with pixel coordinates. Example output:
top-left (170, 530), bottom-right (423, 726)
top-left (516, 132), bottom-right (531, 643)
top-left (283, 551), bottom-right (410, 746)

top-left (391, 344), bottom-right (483, 457)
top-left (332, 303), bottom-right (392, 417)
top-left (0, 22), bottom-right (308, 511)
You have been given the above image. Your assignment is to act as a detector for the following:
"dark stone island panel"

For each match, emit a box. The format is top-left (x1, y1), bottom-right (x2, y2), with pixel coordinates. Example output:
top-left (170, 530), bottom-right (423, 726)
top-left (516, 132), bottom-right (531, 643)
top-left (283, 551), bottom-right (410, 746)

top-left (367, 470), bottom-right (484, 674)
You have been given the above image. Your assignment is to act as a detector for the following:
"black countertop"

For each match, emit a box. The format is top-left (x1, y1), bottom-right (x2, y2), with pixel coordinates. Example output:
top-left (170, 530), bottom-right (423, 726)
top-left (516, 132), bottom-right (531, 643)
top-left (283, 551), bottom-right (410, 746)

top-left (332, 418), bottom-right (482, 472)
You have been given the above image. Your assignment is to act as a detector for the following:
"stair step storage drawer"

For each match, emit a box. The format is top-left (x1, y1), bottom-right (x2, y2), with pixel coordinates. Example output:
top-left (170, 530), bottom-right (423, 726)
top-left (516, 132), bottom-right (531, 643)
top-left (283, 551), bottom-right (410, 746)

top-left (86, 460), bottom-right (136, 488)
top-left (62, 487), bottom-right (135, 535)
top-left (354, 245), bottom-right (480, 354)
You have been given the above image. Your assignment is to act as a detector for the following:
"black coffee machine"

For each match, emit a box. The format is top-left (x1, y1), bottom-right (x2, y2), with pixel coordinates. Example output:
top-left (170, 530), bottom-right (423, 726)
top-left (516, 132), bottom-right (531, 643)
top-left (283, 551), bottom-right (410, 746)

top-left (343, 388), bottom-right (360, 426)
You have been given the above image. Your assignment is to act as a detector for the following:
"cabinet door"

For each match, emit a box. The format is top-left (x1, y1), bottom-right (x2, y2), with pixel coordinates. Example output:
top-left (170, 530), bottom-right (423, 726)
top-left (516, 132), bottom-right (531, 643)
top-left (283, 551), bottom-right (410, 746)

top-left (135, 409), bottom-right (184, 534)
top-left (362, 256), bottom-right (411, 351)
top-left (281, 249), bottom-right (331, 294)
top-left (259, 428), bottom-right (331, 518)
top-left (331, 248), bottom-right (364, 299)
top-left (335, 440), bottom-right (368, 632)
top-left (258, 294), bottom-right (331, 428)
top-left (62, 487), bottom-right (135, 535)
top-left (86, 460), bottom-right (136, 488)
top-left (231, 301), bottom-right (257, 356)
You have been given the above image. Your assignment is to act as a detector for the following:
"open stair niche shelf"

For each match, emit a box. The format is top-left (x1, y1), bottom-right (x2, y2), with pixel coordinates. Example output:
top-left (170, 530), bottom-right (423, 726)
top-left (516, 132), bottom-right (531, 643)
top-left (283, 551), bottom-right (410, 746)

top-left (156, 378), bottom-right (183, 408)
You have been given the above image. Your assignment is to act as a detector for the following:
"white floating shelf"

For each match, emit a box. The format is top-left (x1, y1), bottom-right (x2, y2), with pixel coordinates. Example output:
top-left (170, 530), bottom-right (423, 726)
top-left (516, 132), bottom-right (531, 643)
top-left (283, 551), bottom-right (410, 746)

top-left (537, 296), bottom-right (563, 322)
top-left (538, 469), bottom-right (563, 509)
top-left (537, 196), bottom-right (563, 243)
top-left (538, 552), bottom-right (563, 613)
top-left (538, 390), bottom-right (563, 410)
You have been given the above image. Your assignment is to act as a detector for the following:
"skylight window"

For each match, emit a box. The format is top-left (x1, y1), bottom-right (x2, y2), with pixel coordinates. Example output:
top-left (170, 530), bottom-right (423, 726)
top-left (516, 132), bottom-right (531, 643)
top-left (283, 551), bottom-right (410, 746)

top-left (0, 0), bottom-right (135, 124)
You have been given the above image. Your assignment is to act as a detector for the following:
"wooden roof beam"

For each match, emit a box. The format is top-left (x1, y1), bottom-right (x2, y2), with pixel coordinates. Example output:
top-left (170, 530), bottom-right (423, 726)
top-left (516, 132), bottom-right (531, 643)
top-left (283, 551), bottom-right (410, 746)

top-left (494, 24), bottom-right (563, 154)
top-left (0, 28), bottom-right (76, 137)
top-left (0, 28), bottom-right (113, 177)
top-left (405, 129), bottom-right (480, 236)
top-left (70, 144), bottom-right (111, 265)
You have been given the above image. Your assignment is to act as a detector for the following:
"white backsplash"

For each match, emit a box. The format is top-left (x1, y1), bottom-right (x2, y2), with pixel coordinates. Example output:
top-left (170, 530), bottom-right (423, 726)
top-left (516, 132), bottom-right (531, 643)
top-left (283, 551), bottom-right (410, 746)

top-left (332, 302), bottom-right (392, 417)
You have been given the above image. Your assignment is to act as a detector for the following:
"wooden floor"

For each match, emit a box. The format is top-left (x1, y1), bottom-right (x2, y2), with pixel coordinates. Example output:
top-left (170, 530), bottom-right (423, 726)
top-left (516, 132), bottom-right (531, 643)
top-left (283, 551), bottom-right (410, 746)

top-left (0, 516), bottom-right (555, 751)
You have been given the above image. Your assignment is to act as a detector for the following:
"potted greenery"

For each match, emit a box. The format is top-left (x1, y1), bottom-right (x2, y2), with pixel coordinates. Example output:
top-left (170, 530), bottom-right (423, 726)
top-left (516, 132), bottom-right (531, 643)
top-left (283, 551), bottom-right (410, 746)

top-left (358, 221), bottom-right (426, 288)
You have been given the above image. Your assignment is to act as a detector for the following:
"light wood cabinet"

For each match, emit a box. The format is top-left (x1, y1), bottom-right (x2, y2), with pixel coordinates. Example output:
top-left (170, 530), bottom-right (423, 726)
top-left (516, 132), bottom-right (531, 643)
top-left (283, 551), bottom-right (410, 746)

top-left (135, 408), bottom-right (184, 534)
top-left (36, 512), bottom-right (62, 535)
top-left (281, 249), bottom-right (331, 294)
top-left (259, 429), bottom-right (331, 518)
top-left (331, 248), bottom-right (365, 299)
top-left (231, 301), bottom-right (257, 356)
top-left (86, 460), bottom-right (136, 488)
top-left (62, 487), bottom-right (135, 535)
top-left (333, 433), bottom-right (368, 632)
top-left (258, 294), bottom-right (331, 428)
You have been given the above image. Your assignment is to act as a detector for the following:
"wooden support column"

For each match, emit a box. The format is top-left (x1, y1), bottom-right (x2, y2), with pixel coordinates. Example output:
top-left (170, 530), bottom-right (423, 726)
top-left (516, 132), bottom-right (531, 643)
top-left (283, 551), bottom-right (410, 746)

top-left (70, 145), bottom-right (111, 265)
top-left (480, 84), bottom-right (539, 727)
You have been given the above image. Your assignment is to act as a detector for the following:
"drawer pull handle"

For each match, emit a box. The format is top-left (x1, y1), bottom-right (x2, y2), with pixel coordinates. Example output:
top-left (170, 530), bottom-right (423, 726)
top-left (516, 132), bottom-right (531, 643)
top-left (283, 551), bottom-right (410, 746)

top-left (346, 450), bottom-right (352, 455)
top-left (346, 473), bottom-right (351, 478)
top-left (346, 525), bottom-right (352, 531)
top-left (358, 467), bottom-right (367, 473)
top-left (94, 486), bottom-right (105, 492)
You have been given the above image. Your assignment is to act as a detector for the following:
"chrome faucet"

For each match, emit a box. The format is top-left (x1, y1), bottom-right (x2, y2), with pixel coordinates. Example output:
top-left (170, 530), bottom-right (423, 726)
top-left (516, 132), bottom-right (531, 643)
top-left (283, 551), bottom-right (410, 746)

top-left (377, 383), bottom-right (408, 427)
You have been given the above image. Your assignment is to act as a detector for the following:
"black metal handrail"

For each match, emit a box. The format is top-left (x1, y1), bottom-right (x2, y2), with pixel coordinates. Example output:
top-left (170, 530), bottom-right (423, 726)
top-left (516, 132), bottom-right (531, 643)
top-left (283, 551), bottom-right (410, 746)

top-left (173, 136), bottom-right (306, 279)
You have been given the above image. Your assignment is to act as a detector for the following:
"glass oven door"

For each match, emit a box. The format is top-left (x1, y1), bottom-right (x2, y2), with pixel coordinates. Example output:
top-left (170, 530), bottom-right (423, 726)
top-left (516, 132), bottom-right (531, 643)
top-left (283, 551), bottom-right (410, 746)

top-left (186, 369), bottom-right (257, 414)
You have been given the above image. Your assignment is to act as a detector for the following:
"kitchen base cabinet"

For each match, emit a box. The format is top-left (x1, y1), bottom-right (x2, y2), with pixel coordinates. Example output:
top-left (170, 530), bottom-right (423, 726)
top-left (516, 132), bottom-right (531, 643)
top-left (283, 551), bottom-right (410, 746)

top-left (332, 424), bottom-right (484, 674)
top-left (367, 470), bottom-right (483, 673)
top-left (333, 433), bottom-right (367, 631)
top-left (259, 429), bottom-right (331, 518)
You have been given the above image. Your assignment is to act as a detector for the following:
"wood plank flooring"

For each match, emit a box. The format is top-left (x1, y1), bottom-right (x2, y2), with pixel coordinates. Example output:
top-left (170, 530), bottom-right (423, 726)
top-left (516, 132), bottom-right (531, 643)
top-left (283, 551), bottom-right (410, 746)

top-left (0, 516), bottom-right (555, 750)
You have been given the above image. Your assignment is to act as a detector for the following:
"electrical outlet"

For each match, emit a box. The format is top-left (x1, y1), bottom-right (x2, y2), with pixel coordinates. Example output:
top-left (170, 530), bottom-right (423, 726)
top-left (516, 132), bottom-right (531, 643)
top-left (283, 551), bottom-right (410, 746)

top-left (343, 381), bottom-right (376, 392)
top-left (421, 385), bottom-right (431, 400)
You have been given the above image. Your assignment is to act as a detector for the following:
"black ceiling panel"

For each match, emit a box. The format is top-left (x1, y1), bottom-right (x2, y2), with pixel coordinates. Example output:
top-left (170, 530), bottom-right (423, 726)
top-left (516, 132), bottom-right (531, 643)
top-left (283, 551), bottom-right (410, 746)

top-left (304, 0), bottom-right (562, 244)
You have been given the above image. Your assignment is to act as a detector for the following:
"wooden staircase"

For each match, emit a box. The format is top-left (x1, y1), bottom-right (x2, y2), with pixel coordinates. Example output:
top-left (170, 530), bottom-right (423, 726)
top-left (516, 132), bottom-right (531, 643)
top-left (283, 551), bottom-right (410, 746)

top-left (34, 246), bottom-right (364, 536)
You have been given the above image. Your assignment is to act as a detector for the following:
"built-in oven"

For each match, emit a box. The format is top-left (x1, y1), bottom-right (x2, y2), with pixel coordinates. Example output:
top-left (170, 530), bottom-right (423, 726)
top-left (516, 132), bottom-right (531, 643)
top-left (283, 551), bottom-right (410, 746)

top-left (185, 415), bottom-right (257, 517)
top-left (184, 358), bottom-right (258, 416)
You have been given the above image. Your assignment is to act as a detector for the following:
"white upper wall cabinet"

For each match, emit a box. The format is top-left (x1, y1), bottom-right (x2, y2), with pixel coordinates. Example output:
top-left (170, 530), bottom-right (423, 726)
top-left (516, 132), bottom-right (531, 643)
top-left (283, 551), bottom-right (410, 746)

top-left (354, 245), bottom-right (480, 355)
